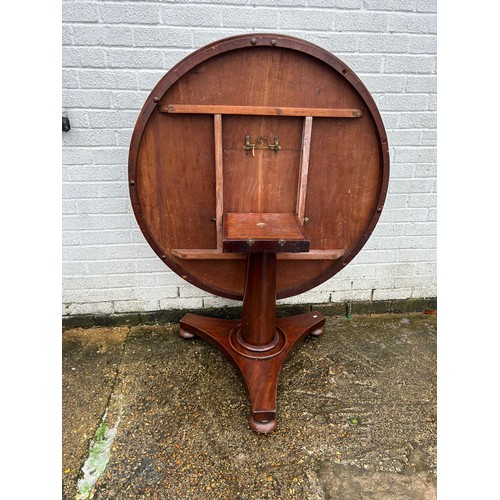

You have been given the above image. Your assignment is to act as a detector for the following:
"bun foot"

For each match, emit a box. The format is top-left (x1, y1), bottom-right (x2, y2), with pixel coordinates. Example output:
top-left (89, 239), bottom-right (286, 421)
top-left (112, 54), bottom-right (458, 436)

top-left (179, 328), bottom-right (196, 339)
top-left (310, 326), bottom-right (325, 337)
top-left (250, 413), bottom-right (277, 434)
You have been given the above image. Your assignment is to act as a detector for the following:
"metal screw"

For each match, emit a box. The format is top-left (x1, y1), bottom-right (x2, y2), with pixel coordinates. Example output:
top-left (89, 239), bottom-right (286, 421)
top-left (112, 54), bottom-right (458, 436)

top-left (153, 96), bottom-right (160, 103)
top-left (130, 180), bottom-right (135, 186)
top-left (247, 238), bottom-right (255, 247)
top-left (271, 39), bottom-right (277, 46)
top-left (251, 38), bottom-right (257, 45)
top-left (278, 239), bottom-right (286, 246)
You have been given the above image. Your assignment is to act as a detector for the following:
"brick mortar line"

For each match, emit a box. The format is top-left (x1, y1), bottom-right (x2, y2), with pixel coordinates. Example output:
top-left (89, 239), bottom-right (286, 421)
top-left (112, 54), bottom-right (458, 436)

top-left (69, 51), bottom-right (377, 59)
top-left (61, 274), bottom-right (432, 281)
top-left (62, 257), bottom-right (437, 264)
top-left (65, 47), bottom-right (193, 53)
top-left (62, 27), bottom-right (435, 35)
top-left (62, 181), bottom-right (131, 185)
top-left (62, 235), bottom-right (437, 244)
top-left (62, 25), bottom-right (436, 37)
top-left (64, 4), bottom-right (435, 14)
top-left (64, 45), bottom-right (436, 52)
top-left (63, 246), bottom-right (435, 253)
top-left (63, 270), bottom-right (436, 279)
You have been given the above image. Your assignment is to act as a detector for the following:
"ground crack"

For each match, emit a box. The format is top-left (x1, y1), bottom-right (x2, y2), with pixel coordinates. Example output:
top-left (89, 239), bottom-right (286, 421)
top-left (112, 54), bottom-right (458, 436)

top-left (75, 327), bottom-right (130, 499)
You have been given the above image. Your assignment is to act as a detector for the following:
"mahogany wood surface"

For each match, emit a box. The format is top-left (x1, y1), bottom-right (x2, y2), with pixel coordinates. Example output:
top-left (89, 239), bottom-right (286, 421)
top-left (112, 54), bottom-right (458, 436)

top-left (179, 250), bottom-right (326, 433)
top-left (240, 253), bottom-right (277, 346)
top-left (129, 33), bottom-right (389, 300)
top-left (214, 114), bottom-right (224, 252)
top-left (224, 213), bottom-right (308, 241)
top-left (160, 104), bottom-right (363, 118)
top-left (170, 249), bottom-right (345, 260)
top-left (180, 310), bottom-right (325, 433)
top-left (222, 213), bottom-right (309, 253)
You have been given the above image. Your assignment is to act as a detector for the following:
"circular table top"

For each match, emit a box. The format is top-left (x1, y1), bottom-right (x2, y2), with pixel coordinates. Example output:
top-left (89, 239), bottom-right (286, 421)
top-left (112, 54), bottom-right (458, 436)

top-left (129, 34), bottom-right (389, 300)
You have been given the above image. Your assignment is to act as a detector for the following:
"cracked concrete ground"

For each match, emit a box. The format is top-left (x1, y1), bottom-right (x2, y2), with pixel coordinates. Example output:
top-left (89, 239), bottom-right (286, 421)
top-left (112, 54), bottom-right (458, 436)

top-left (62, 312), bottom-right (436, 499)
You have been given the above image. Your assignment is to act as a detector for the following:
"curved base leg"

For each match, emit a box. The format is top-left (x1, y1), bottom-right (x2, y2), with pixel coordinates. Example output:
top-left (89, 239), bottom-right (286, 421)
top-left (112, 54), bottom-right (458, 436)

top-left (179, 311), bottom-right (326, 434)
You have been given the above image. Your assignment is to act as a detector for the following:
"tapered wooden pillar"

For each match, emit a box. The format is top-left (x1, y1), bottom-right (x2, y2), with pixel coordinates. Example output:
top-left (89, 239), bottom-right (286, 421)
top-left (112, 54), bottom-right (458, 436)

top-left (240, 253), bottom-right (277, 348)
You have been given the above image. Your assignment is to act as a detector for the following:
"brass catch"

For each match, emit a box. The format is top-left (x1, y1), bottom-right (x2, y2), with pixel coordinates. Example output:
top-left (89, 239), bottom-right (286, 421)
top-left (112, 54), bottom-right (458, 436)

top-left (243, 135), bottom-right (281, 156)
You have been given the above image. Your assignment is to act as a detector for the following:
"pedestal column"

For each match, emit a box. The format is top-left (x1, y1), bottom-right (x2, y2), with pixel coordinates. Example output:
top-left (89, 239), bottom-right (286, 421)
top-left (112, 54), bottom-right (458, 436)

top-left (240, 252), bottom-right (277, 349)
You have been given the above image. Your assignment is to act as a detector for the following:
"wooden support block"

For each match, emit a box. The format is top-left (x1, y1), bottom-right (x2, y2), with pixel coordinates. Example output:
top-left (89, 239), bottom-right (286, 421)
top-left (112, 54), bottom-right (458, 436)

top-left (222, 213), bottom-right (310, 253)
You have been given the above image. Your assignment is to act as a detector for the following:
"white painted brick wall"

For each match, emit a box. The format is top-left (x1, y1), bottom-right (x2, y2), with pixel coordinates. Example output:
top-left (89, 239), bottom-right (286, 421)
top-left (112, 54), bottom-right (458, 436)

top-left (62, 0), bottom-right (437, 316)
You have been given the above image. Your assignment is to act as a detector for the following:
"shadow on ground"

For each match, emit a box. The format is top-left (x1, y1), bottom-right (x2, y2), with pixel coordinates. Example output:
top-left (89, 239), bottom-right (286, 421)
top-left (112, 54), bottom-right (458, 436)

top-left (63, 312), bottom-right (436, 499)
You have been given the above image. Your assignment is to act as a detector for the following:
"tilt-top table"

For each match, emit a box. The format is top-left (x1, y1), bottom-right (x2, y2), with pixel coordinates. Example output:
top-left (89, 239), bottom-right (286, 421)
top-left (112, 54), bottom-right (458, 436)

top-left (129, 34), bottom-right (389, 433)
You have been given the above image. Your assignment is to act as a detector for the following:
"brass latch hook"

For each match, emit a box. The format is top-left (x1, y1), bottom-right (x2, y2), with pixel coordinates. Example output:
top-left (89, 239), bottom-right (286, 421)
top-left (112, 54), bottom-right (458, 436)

top-left (243, 135), bottom-right (281, 156)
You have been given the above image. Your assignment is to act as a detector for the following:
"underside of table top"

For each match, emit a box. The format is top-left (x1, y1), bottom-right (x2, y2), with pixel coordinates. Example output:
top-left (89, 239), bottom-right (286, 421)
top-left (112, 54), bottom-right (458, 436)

top-left (129, 34), bottom-right (389, 300)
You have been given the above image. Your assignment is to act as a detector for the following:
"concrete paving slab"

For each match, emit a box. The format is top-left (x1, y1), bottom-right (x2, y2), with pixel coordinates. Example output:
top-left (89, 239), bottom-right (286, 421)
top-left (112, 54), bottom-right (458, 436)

top-left (62, 327), bottom-right (128, 500)
top-left (62, 313), bottom-right (436, 499)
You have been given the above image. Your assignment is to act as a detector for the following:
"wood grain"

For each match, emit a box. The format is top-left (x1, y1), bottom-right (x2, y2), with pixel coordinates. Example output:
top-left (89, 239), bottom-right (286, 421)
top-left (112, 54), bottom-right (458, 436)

top-left (223, 213), bottom-right (308, 241)
top-left (296, 116), bottom-right (313, 222)
top-left (222, 213), bottom-right (310, 253)
top-left (160, 104), bottom-right (363, 118)
top-left (171, 249), bottom-right (345, 260)
top-left (129, 35), bottom-right (389, 300)
top-left (214, 114), bottom-right (223, 252)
